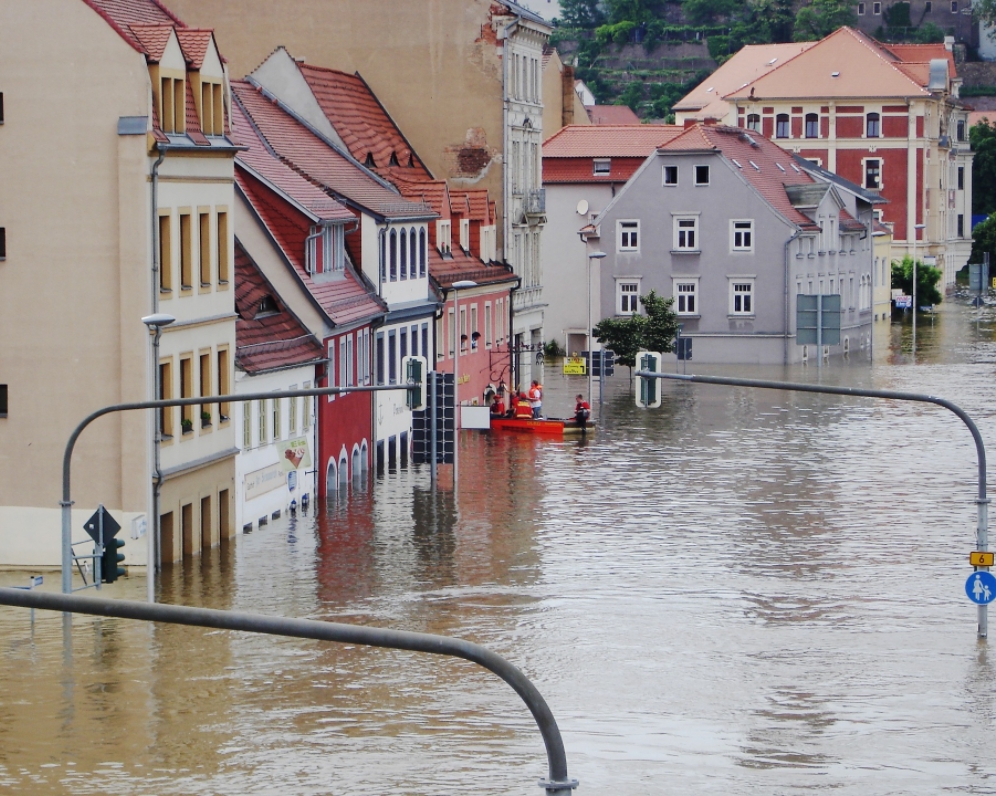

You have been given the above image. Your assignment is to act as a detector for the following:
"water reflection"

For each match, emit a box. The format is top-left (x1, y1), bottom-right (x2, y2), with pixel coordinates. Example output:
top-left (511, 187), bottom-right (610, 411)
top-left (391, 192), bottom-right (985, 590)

top-left (3, 298), bottom-right (996, 794)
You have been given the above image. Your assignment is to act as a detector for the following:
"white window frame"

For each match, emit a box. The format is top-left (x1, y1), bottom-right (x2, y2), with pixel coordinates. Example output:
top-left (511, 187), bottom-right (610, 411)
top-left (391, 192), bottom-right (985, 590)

top-left (694, 165), bottom-right (710, 186)
top-left (593, 158), bottom-right (611, 176)
top-left (460, 218), bottom-right (470, 251)
top-left (617, 220), bottom-right (640, 252)
top-left (731, 219), bottom-right (754, 252)
top-left (616, 279), bottom-right (641, 315)
top-left (673, 277), bottom-right (699, 316)
top-left (437, 220), bottom-right (452, 253)
top-left (863, 157), bottom-right (883, 190)
top-left (663, 165), bottom-right (678, 186)
top-left (672, 214), bottom-right (700, 252)
top-left (729, 277), bottom-right (756, 316)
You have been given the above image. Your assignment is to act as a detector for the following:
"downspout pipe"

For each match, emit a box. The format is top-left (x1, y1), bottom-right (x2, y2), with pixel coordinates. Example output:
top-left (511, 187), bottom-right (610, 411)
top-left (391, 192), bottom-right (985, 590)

top-left (509, 274), bottom-right (521, 389)
top-left (784, 228), bottom-right (801, 366)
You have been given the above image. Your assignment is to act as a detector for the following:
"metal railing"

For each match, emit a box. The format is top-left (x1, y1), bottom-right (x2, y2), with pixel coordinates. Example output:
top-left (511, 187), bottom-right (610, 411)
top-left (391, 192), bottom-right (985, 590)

top-left (0, 587), bottom-right (578, 794)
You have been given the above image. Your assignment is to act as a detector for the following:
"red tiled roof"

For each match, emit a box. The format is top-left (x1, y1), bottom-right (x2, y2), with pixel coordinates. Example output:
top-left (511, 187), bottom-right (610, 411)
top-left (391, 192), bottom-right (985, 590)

top-left (587, 105), bottom-right (641, 125)
top-left (883, 43), bottom-right (957, 77)
top-left (453, 189), bottom-right (493, 225)
top-left (184, 78), bottom-right (209, 145)
top-left (394, 177), bottom-right (450, 219)
top-left (660, 124), bottom-right (817, 229)
top-left (235, 242), bottom-right (324, 374)
top-left (543, 124), bottom-right (682, 157)
top-left (232, 81), bottom-right (434, 221)
top-left (127, 23), bottom-right (172, 61)
top-left (295, 63), bottom-right (433, 181)
top-left (428, 246), bottom-right (516, 290)
top-left (82, 0), bottom-right (182, 53)
top-left (236, 170), bottom-right (384, 328)
top-left (176, 29), bottom-right (213, 69)
top-left (232, 99), bottom-right (355, 222)
top-left (544, 156), bottom-right (649, 184)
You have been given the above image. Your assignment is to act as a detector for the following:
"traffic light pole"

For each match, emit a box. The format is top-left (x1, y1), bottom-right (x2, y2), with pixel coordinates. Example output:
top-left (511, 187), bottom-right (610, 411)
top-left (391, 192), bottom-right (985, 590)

top-left (61, 385), bottom-right (414, 600)
top-left (636, 368), bottom-right (990, 639)
top-left (0, 586), bottom-right (579, 796)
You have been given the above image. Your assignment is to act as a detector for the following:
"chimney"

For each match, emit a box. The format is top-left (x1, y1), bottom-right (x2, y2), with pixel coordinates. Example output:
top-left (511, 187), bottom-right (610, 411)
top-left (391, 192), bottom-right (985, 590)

top-left (684, 118), bottom-right (697, 129)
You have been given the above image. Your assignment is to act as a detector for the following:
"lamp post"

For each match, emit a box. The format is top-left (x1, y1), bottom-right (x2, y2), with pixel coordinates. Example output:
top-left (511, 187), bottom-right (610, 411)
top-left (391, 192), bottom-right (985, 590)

top-left (587, 251), bottom-right (607, 408)
top-left (141, 312), bottom-right (174, 603)
top-left (450, 280), bottom-right (477, 496)
top-left (912, 222), bottom-right (926, 358)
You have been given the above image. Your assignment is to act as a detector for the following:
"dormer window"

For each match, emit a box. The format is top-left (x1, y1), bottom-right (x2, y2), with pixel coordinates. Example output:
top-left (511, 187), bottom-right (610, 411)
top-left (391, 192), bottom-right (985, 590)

top-left (365, 152), bottom-right (375, 168)
top-left (256, 295), bottom-right (279, 317)
top-left (460, 219), bottom-right (470, 251)
top-left (593, 158), bottom-right (611, 175)
top-left (389, 152), bottom-right (400, 167)
top-left (159, 76), bottom-right (185, 134)
top-left (437, 220), bottom-right (452, 254)
top-left (306, 223), bottom-right (345, 275)
top-left (200, 80), bottom-right (224, 136)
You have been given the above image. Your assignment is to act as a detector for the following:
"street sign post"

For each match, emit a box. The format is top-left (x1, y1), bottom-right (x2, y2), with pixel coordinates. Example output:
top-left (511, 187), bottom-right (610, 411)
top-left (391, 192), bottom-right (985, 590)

top-left (970, 551), bottom-right (995, 567)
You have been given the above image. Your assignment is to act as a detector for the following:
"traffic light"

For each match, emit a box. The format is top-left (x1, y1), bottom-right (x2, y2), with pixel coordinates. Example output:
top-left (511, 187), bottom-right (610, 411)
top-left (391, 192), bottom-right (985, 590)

top-left (402, 355), bottom-right (427, 411)
top-left (635, 351), bottom-right (662, 408)
top-left (101, 537), bottom-right (126, 584)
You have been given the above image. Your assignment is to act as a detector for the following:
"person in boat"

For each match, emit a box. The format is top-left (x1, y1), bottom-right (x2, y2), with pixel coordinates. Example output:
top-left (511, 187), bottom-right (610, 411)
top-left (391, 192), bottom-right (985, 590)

top-left (528, 380), bottom-right (543, 419)
top-left (574, 394), bottom-right (590, 425)
top-left (514, 391), bottom-right (534, 419)
top-left (490, 394), bottom-right (506, 417)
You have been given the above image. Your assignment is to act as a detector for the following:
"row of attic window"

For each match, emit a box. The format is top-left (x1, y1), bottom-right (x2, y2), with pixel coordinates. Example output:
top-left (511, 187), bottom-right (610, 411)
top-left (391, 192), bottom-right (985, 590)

top-left (158, 77), bottom-right (225, 136)
top-left (744, 112), bottom-right (967, 143)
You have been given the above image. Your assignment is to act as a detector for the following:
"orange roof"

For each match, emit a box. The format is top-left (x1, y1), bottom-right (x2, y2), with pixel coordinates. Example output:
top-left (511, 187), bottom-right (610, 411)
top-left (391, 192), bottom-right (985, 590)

top-left (450, 189), bottom-right (493, 225)
top-left (673, 42), bottom-right (815, 118)
top-left (394, 178), bottom-right (451, 219)
top-left (175, 29), bottom-right (213, 69)
top-left (883, 43), bottom-right (957, 77)
top-left (295, 62), bottom-right (433, 181)
top-left (660, 124), bottom-right (818, 229)
top-left (127, 23), bottom-right (172, 61)
top-left (586, 105), bottom-right (641, 125)
top-left (82, 0), bottom-right (183, 54)
top-left (725, 28), bottom-right (933, 101)
top-left (543, 124), bottom-right (682, 157)
top-left (428, 247), bottom-right (516, 290)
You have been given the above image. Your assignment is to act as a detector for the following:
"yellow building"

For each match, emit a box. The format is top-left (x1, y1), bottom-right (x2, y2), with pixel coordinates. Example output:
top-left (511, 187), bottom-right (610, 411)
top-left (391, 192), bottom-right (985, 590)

top-left (0, 0), bottom-right (239, 569)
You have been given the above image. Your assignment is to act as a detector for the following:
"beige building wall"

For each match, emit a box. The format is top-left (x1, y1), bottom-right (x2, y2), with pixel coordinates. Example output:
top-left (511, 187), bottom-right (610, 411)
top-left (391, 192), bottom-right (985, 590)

top-left (0, 2), bottom-right (238, 567)
top-left (0, 0), bottom-right (153, 565)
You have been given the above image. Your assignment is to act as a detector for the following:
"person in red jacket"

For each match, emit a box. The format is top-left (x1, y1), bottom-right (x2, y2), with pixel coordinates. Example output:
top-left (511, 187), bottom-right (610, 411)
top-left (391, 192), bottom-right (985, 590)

top-left (574, 394), bottom-right (591, 434)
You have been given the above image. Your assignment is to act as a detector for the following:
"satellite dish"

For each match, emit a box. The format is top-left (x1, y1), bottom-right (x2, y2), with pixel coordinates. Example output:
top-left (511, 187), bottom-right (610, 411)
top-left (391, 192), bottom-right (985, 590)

top-left (576, 199), bottom-right (589, 216)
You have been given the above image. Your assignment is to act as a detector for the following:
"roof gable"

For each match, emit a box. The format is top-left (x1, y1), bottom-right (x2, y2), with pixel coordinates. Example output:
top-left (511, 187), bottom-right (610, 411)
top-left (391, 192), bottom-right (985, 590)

top-left (726, 27), bottom-right (929, 101)
top-left (543, 124), bottom-right (683, 157)
top-left (82, 0), bottom-right (181, 52)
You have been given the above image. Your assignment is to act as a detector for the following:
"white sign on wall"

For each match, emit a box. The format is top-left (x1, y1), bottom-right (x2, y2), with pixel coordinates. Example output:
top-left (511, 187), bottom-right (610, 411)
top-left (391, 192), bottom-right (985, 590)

top-left (245, 463), bottom-right (285, 501)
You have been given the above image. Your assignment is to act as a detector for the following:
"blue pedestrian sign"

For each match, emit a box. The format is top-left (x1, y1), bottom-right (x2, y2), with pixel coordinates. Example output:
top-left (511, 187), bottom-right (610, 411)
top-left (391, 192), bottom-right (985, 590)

top-left (965, 571), bottom-right (996, 605)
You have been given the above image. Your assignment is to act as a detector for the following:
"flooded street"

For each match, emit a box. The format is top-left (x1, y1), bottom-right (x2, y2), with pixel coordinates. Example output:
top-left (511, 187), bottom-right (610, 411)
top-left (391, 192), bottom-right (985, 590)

top-left (4, 297), bottom-right (996, 795)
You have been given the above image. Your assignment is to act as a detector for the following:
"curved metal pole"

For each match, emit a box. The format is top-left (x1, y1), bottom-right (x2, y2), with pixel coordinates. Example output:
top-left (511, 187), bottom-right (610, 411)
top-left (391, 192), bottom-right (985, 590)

top-left (638, 370), bottom-right (989, 638)
top-left (0, 587), bottom-right (577, 794)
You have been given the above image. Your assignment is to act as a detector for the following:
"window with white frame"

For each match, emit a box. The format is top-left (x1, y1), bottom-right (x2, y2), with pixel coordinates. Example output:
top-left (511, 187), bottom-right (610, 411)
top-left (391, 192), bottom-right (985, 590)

top-left (307, 223), bottom-right (344, 274)
top-left (485, 303), bottom-right (493, 347)
top-left (460, 219), bottom-right (470, 251)
top-left (673, 279), bottom-right (699, 315)
top-left (731, 220), bottom-right (753, 251)
top-left (437, 220), bottom-right (452, 253)
top-left (617, 280), bottom-right (641, 315)
top-left (593, 158), bottom-right (611, 175)
top-left (663, 165), bottom-right (678, 186)
top-left (673, 215), bottom-right (699, 251)
top-left (617, 220), bottom-right (640, 252)
top-left (729, 279), bottom-right (755, 315)
top-left (864, 158), bottom-right (881, 189)
top-left (694, 165), bottom-right (710, 185)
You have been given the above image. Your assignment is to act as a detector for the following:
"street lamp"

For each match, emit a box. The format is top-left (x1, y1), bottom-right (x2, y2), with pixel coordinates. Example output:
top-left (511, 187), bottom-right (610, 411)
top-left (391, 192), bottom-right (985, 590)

top-left (141, 312), bottom-right (174, 603)
top-left (450, 280), bottom-right (477, 496)
top-left (587, 251), bottom-right (607, 407)
top-left (911, 222), bottom-right (926, 358)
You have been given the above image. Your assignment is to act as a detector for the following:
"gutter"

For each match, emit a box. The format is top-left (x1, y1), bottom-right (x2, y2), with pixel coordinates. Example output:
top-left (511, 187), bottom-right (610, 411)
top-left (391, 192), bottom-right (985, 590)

top-left (150, 143), bottom-right (167, 578)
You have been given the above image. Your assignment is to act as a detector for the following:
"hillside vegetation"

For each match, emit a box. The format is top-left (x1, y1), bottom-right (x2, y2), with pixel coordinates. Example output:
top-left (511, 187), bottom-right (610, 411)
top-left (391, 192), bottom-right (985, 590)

top-left (553, 0), bottom-right (950, 120)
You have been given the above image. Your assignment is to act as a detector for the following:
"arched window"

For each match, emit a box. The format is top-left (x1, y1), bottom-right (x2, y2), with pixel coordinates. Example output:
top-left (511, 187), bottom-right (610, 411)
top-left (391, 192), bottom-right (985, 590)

top-left (389, 229), bottom-right (397, 280)
top-left (325, 459), bottom-right (338, 498)
top-left (419, 228), bottom-right (426, 277)
top-left (776, 114), bottom-right (790, 138)
top-left (399, 229), bottom-right (408, 280)
top-left (746, 113), bottom-right (760, 132)
top-left (866, 112), bottom-right (880, 138)
top-left (338, 455), bottom-right (348, 489)
top-left (805, 113), bottom-right (819, 138)
top-left (379, 230), bottom-right (386, 282)
top-left (351, 446), bottom-right (361, 484)
top-left (409, 229), bottom-right (417, 278)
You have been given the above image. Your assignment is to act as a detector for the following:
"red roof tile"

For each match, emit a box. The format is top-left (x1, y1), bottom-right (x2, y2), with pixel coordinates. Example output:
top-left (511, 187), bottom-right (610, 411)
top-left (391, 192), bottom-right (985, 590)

top-left (660, 124), bottom-right (817, 229)
top-left (428, 246), bottom-right (517, 290)
top-left (232, 99), bottom-right (355, 223)
top-left (587, 105), bottom-right (641, 125)
top-left (543, 124), bottom-right (683, 157)
top-left (295, 63), bottom-right (433, 181)
top-left (235, 242), bottom-right (324, 374)
top-left (175, 29), bottom-right (213, 69)
top-left (184, 77), bottom-right (209, 145)
top-left (127, 23), bottom-right (172, 61)
top-left (232, 81), bottom-right (434, 221)
top-left (543, 156), bottom-right (649, 184)
top-left (82, 0), bottom-right (182, 53)
top-left (393, 177), bottom-right (451, 219)
top-left (236, 170), bottom-right (384, 328)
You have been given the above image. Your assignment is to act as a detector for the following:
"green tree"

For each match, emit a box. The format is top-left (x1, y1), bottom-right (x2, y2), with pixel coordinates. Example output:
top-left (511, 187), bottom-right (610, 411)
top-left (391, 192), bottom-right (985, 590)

top-left (604, 0), bottom-right (664, 24)
top-left (683, 0), bottom-right (741, 25)
top-left (971, 119), bottom-right (996, 217)
top-left (891, 254), bottom-right (943, 307)
top-left (616, 81), bottom-right (645, 112)
top-left (592, 290), bottom-right (679, 371)
top-left (559, 0), bottom-right (605, 27)
top-left (971, 213), bottom-right (996, 265)
top-left (793, 0), bottom-right (857, 41)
